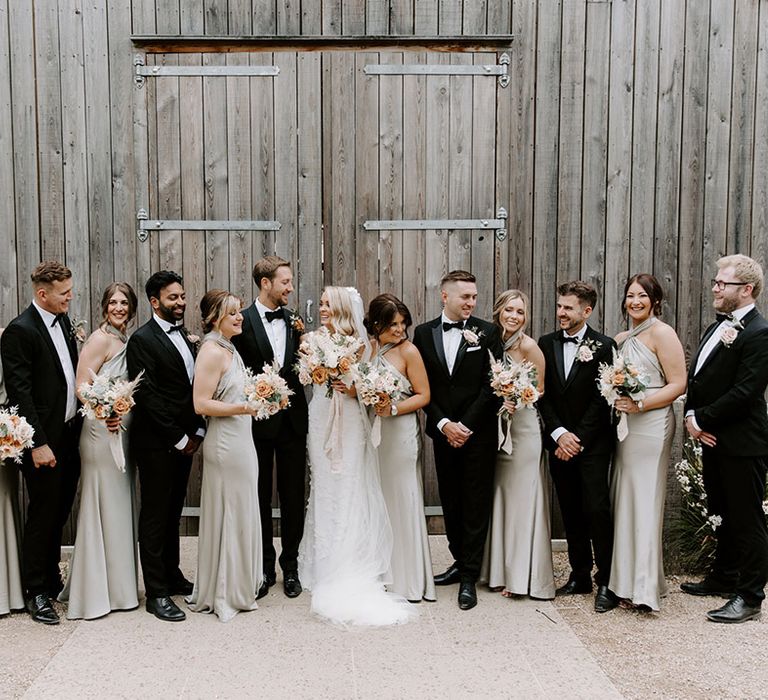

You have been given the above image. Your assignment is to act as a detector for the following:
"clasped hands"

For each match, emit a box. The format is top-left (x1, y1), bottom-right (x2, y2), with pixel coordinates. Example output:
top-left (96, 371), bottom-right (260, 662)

top-left (555, 431), bottom-right (582, 461)
top-left (443, 421), bottom-right (472, 449)
top-left (684, 416), bottom-right (717, 448)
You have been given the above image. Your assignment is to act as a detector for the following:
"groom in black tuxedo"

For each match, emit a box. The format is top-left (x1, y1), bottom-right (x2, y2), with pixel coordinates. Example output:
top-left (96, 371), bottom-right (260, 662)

top-left (127, 271), bottom-right (205, 622)
top-left (537, 281), bottom-right (617, 613)
top-left (414, 270), bottom-right (501, 610)
top-left (1, 261), bottom-right (81, 625)
top-left (232, 256), bottom-right (308, 598)
top-left (682, 254), bottom-right (768, 624)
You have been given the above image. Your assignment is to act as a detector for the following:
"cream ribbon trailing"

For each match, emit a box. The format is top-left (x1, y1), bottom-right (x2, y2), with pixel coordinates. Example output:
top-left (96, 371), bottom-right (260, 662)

top-left (616, 411), bottom-right (629, 443)
top-left (110, 431), bottom-right (126, 472)
top-left (497, 411), bottom-right (514, 454)
top-left (324, 392), bottom-right (345, 473)
top-left (370, 414), bottom-right (382, 448)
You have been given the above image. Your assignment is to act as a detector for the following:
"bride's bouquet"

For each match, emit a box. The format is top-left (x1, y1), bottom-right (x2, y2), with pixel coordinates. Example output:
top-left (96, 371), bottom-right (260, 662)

top-left (597, 349), bottom-right (649, 441)
top-left (78, 370), bottom-right (143, 471)
top-left (0, 407), bottom-right (35, 464)
top-left (355, 362), bottom-right (407, 447)
top-left (243, 362), bottom-right (294, 421)
top-left (488, 352), bottom-right (541, 454)
top-left (295, 330), bottom-right (364, 398)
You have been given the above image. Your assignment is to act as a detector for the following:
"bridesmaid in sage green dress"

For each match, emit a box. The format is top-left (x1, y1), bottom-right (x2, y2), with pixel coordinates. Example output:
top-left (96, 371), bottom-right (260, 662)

top-left (610, 274), bottom-right (686, 611)
top-left (187, 290), bottom-right (264, 622)
top-left (365, 294), bottom-right (435, 603)
top-left (60, 283), bottom-right (140, 620)
top-left (0, 327), bottom-right (24, 616)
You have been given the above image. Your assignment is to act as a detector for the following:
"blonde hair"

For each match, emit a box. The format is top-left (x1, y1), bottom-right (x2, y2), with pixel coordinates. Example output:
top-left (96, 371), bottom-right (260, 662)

top-left (717, 254), bottom-right (763, 298)
top-left (493, 289), bottom-right (530, 338)
top-left (322, 286), bottom-right (358, 337)
top-left (200, 289), bottom-right (242, 333)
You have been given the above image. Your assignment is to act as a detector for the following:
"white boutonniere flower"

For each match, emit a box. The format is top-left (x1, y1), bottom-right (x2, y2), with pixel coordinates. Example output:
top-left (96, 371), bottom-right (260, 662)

top-left (289, 310), bottom-right (305, 333)
top-left (576, 338), bottom-right (602, 363)
top-left (462, 326), bottom-right (484, 346)
top-left (71, 318), bottom-right (88, 344)
top-left (183, 329), bottom-right (201, 348)
top-left (720, 320), bottom-right (743, 348)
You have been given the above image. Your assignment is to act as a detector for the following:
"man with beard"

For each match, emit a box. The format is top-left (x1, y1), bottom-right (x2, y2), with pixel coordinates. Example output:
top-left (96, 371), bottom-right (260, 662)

top-left (682, 254), bottom-right (768, 623)
top-left (232, 257), bottom-right (308, 597)
top-left (127, 271), bottom-right (205, 621)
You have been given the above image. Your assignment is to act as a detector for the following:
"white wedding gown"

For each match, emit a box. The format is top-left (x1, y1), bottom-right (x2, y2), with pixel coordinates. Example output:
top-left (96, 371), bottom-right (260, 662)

top-left (298, 387), bottom-right (414, 626)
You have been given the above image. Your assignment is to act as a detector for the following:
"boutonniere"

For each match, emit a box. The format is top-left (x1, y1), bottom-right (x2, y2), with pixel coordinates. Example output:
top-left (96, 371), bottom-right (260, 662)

top-left (289, 310), bottom-right (305, 333)
top-left (70, 318), bottom-right (88, 344)
top-left (720, 320), bottom-right (743, 348)
top-left (462, 326), bottom-right (484, 346)
top-left (576, 338), bottom-right (602, 363)
top-left (183, 328), bottom-right (201, 348)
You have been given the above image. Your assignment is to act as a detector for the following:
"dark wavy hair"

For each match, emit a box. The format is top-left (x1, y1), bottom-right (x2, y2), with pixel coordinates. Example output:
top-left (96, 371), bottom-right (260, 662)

top-left (557, 280), bottom-right (598, 309)
top-left (623, 273), bottom-right (663, 319)
top-left (364, 294), bottom-right (413, 339)
top-left (145, 270), bottom-right (183, 302)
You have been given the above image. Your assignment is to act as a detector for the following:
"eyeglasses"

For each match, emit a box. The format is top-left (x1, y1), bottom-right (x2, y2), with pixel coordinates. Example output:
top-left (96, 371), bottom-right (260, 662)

top-left (711, 279), bottom-right (746, 291)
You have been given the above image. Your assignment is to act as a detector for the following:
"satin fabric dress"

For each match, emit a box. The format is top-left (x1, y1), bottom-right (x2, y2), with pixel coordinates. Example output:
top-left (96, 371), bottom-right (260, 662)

top-left (187, 335), bottom-right (263, 622)
top-left (59, 344), bottom-right (140, 619)
top-left (608, 319), bottom-right (674, 611)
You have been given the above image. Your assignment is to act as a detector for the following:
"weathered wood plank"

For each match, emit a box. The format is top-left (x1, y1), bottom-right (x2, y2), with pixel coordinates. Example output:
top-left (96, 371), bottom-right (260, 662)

top-left (300, 0), bottom-right (321, 35)
top-left (531, 0), bottom-right (561, 339)
top-left (727, 0), bottom-right (758, 255)
top-left (462, 0), bottom-right (486, 35)
top-left (603, 0), bottom-right (635, 333)
top-left (354, 51), bottom-right (380, 306)
top-left (750, 3), bottom-right (768, 266)
top-left (438, 0), bottom-right (462, 35)
top-left (391, 0), bottom-right (415, 35)
top-left (414, 0), bottom-right (438, 35)
top-left (486, 0), bottom-right (510, 34)
top-left (277, 0), bottom-right (300, 34)
top-left (365, 0), bottom-right (388, 35)
top-left (251, 0), bottom-right (276, 34)
top-left (580, 0), bottom-right (610, 328)
top-left (322, 0), bottom-right (342, 35)
top-left (629, 0), bottom-right (660, 276)
top-left (654, 0), bottom-right (686, 323)
top-left (556, 0), bottom-right (586, 286)
top-left (0, 0), bottom-right (17, 318)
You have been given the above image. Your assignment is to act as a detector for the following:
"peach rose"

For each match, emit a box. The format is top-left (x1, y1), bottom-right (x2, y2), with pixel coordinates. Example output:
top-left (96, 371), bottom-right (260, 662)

top-left (311, 366), bottom-right (329, 385)
top-left (612, 373), bottom-right (625, 386)
top-left (520, 386), bottom-right (538, 404)
top-left (112, 397), bottom-right (133, 416)
top-left (255, 380), bottom-right (273, 399)
top-left (94, 404), bottom-right (108, 420)
top-left (338, 357), bottom-right (352, 374)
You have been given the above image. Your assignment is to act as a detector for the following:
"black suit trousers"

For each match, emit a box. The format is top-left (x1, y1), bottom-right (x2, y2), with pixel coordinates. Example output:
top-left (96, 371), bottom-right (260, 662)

top-left (433, 431), bottom-right (497, 581)
top-left (549, 450), bottom-right (613, 586)
top-left (19, 421), bottom-right (81, 596)
top-left (253, 420), bottom-right (307, 575)
top-left (702, 449), bottom-right (768, 606)
top-left (135, 446), bottom-right (193, 597)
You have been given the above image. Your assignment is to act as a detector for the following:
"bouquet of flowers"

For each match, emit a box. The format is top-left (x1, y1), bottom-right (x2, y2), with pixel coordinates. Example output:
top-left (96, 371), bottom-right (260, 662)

top-left (243, 362), bottom-right (294, 421)
top-left (78, 370), bottom-right (143, 471)
top-left (597, 349), bottom-right (649, 441)
top-left (295, 330), bottom-right (364, 398)
top-left (0, 406), bottom-right (35, 464)
top-left (488, 351), bottom-right (541, 454)
top-left (355, 362), bottom-right (406, 446)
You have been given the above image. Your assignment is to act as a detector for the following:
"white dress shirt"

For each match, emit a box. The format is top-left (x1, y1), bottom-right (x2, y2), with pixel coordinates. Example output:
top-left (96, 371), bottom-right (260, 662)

top-left (33, 301), bottom-right (78, 422)
top-left (436, 313), bottom-right (471, 435)
top-left (551, 324), bottom-right (589, 444)
top-left (255, 300), bottom-right (287, 369)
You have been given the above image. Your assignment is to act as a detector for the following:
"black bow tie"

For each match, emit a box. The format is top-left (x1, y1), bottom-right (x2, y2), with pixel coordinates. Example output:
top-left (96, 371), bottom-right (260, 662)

top-left (443, 321), bottom-right (464, 332)
top-left (167, 324), bottom-right (185, 334)
top-left (560, 335), bottom-right (579, 344)
top-left (51, 314), bottom-right (65, 328)
top-left (265, 310), bottom-right (283, 323)
top-left (716, 312), bottom-right (735, 323)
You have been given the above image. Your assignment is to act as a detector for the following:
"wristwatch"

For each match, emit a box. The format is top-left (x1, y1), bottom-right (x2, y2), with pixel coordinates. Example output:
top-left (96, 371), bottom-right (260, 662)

top-left (390, 403), bottom-right (399, 416)
top-left (637, 400), bottom-right (644, 412)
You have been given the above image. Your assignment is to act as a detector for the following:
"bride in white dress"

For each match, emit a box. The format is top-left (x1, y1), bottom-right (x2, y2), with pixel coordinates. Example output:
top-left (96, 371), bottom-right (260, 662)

top-left (298, 286), bottom-right (414, 626)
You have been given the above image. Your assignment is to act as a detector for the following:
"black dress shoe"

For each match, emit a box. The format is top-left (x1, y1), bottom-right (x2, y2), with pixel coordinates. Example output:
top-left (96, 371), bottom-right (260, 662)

top-left (170, 577), bottom-right (194, 596)
top-left (594, 585), bottom-right (618, 613)
top-left (458, 582), bottom-right (477, 610)
top-left (706, 595), bottom-right (761, 624)
top-left (26, 594), bottom-right (60, 625)
top-left (556, 579), bottom-right (592, 596)
top-left (434, 564), bottom-right (461, 586)
top-left (146, 596), bottom-right (186, 622)
top-left (257, 582), bottom-right (269, 600)
top-left (283, 571), bottom-right (302, 598)
top-left (265, 571), bottom-right (277, 588)
top-left (680, 579), bottom-right (735, 599)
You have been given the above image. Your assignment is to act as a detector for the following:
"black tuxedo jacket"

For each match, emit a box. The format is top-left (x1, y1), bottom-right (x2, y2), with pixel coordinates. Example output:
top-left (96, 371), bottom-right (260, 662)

top-left (413, 316), bottom-right (501, 440)
top-left (686, 307), bottom-right (768, 456)
top-left (232, 304), bottom-right (308, 440)
top-left (126, 318), bottom-right (205, 451)
top-left (0, 304), bottom-right (80, 450)
top-left (537, 326), bottom-right (616, 454)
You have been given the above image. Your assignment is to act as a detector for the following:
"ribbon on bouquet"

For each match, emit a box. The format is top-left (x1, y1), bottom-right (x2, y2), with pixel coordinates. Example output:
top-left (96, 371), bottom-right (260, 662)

top-left (109, 430), bottom-right (126, 472)
top-left (370, 415), bottom-right (382, 448)
top-left (497, 412), bottom-right (513, 455)
top-left (616, 410), bottom-right (629, 442)
top-left (324, 392), bottom-right (345, 473)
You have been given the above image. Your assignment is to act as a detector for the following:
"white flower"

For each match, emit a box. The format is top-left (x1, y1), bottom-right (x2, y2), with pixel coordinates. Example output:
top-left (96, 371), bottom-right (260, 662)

top-left (462, 326), bottom-right (483, 346)
top-left (576, 344), bottom-right (594, 363)
top-left (720, 326), bottom-right (739, 347)
top-left (707, 514), bottom-right (723, 530)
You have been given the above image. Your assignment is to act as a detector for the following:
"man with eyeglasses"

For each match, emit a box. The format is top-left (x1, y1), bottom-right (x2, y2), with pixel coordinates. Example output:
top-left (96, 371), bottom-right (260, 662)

top-left (682, 254), bottom-right (768, 623)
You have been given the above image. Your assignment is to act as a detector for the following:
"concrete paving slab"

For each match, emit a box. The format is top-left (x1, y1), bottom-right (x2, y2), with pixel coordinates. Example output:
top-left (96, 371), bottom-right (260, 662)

top-left (20, 537), bottom-right (620, 699)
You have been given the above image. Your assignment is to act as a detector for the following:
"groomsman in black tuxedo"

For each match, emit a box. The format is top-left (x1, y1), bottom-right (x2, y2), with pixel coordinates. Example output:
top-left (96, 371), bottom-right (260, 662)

top-left (232, 256), bottom-right (308, 598)
top-left (537, 281), bottom-right (617, 612)
top-left (127, 271), bottom-right (205, 622)
top-left (1, 261), bottom-right (81, 624)
top-left (413, 270), bottom-right (501, 610)
top-left (681, 254), bottom-right (768, 624)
